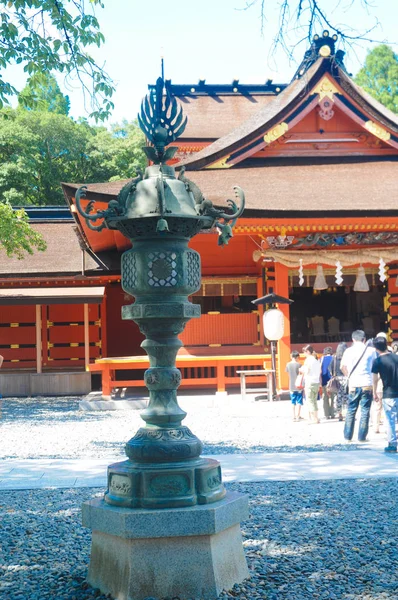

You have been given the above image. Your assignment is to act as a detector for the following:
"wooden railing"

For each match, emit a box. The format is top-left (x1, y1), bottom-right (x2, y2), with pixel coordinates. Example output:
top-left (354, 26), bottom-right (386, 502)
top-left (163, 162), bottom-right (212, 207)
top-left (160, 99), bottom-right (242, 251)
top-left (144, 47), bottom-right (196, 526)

top-left (89, 353), bottom-right (272, 396)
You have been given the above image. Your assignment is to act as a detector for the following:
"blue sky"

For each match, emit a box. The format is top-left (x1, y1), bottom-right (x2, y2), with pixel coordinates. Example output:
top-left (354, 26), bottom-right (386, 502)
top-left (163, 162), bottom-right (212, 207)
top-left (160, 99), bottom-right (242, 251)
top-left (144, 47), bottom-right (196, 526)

top-left (6, 0), bottom-right (398, 124)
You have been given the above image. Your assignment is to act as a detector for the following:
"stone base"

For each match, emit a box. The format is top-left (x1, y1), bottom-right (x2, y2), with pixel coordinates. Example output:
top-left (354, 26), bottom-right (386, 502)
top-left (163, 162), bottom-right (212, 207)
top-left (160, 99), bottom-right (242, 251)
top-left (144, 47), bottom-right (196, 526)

top-left (82, 491), bottom-right (249, 600)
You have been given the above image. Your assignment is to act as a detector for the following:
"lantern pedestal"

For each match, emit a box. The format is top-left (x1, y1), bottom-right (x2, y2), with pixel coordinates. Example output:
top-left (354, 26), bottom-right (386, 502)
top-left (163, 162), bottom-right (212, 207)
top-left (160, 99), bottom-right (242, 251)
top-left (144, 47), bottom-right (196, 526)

top-left (82, 492), bottom-right (249, 600)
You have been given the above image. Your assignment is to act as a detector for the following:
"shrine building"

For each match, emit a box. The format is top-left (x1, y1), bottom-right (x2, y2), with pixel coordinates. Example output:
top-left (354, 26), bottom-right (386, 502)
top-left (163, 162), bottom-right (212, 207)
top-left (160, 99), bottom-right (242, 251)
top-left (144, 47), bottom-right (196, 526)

top-left (1, 32), bottom-right (397, 395)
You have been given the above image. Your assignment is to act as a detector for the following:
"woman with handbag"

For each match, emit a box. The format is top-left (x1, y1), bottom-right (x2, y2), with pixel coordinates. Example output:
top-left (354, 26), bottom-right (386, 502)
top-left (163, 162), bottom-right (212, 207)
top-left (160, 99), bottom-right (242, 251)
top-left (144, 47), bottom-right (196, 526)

top-left (328, 342), bottom-right (348, 422)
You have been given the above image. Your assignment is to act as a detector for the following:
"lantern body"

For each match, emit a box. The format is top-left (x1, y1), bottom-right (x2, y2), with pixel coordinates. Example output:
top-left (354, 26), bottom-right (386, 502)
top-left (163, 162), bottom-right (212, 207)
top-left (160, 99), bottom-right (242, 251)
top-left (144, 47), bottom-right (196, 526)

top-left (263, 308), bottom-right (284, 341)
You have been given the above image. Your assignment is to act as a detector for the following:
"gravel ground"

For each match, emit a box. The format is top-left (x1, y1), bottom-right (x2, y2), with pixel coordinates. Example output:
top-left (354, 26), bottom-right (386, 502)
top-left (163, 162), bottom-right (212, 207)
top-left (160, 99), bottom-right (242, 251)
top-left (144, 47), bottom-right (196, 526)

top-left (1, 479), bottom-right (398, 600)
top-left (0, 394), bottom-right (383, 460)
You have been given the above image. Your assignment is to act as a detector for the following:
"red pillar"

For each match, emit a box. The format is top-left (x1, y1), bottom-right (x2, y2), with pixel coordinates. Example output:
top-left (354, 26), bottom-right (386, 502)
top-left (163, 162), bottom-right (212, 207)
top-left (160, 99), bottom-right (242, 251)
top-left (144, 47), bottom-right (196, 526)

top-left (256, 275), bottom-right (265, 347)
top-left (274, 262), bottom-right (291, 390)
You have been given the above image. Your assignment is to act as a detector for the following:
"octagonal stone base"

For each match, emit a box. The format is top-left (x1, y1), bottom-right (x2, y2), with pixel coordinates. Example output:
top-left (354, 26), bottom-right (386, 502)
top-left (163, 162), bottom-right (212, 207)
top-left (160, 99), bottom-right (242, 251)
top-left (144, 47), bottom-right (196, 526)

top-left (104, 457), bottom-right (225, 509)
top-left (82, 491), bottom-right (249, 600)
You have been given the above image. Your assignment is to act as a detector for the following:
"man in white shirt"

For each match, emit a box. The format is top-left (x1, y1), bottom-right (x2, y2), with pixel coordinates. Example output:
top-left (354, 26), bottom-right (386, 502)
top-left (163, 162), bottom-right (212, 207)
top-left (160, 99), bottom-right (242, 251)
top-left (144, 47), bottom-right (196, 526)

top-left (341, 329), bottom-right (377, 442)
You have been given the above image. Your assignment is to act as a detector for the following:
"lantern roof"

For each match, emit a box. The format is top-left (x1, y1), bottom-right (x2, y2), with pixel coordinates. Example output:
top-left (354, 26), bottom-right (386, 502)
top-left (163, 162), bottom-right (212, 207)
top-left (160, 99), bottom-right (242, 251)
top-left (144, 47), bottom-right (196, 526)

top-left (252, 293), bottom-right (294, 306)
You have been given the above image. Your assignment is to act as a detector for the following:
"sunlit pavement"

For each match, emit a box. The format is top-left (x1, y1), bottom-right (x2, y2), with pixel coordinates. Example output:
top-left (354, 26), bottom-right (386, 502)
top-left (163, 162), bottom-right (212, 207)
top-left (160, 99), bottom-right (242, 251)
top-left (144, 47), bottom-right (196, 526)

top-left (1, 390), bottom-right (397, 490)
top-left (1, 446), bottom-right (397, 490)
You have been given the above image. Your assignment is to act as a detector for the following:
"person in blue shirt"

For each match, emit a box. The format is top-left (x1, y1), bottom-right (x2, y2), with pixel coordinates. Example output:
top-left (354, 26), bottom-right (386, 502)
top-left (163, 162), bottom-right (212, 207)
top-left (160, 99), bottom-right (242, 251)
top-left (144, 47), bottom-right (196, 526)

top-left (321, 347), bottom-right (334, 419)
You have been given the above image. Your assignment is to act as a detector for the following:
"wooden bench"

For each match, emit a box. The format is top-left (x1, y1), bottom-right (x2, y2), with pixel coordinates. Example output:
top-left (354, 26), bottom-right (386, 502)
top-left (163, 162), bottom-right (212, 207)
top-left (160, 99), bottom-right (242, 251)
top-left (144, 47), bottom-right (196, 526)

top-left (89, 354), bottom-right (272, 396)
top-left (236, 369), bottom-right (275, 402)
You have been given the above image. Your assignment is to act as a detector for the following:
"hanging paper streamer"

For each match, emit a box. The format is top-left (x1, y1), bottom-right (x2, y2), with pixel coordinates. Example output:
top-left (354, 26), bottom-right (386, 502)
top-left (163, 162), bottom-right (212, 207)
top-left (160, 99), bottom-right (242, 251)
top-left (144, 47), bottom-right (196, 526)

top-left (299, 259), bottom-right (304, 286)
top-left (379, 258), bottom-right (387, 282)
top-left (335, 261), bottom-right (343, 285)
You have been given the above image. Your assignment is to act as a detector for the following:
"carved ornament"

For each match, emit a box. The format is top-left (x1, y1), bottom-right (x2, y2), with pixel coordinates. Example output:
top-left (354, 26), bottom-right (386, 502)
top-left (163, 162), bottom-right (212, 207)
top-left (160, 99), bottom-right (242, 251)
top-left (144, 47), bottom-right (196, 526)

top-left (364, 121), bottom-right (391, 142)
top-left (263, 122), bottom-right (288, 144)
top-left (110, 475), bottom-right (132, 496)
top-left (384, 292), bottom-right (391, 313)
top-left (206, 155), bottom-right (231, 169)
top-left (313, 76), bottom-right (339, 101)
top-left (318, 97), bottom-right (334, 121)
top-left (319, 44), bottom-right (331, 57)
top-left (292, 231), bottom-right (398, 249)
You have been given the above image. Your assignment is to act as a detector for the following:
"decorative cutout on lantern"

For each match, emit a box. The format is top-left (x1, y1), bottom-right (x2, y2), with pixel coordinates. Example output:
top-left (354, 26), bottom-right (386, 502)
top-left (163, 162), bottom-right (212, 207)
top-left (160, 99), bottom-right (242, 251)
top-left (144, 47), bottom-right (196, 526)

top-left (298, 259), bottom-right (304, 287)
top-left (262, 308), bottom-right (284, 341)
top-left (379, 258), bottom-right (387, 282)
top-left (335, 261), bottom-right (343, 285)
top-left (314, 264), bottom-right (328, 290)
top-left (354, 265), bottom-right (370, 292)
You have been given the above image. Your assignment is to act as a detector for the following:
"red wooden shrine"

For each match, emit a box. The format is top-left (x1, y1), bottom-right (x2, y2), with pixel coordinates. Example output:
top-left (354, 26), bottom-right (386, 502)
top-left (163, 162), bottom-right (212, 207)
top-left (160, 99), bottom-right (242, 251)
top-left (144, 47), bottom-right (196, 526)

top-left (1, 32), bottom-right (397, 394)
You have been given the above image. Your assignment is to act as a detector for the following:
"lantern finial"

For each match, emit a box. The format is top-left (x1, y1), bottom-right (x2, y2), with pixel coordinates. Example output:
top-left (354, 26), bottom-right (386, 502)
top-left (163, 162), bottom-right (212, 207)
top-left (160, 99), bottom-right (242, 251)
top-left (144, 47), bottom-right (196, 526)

top-left (138, 76), bottom-right (187, 165)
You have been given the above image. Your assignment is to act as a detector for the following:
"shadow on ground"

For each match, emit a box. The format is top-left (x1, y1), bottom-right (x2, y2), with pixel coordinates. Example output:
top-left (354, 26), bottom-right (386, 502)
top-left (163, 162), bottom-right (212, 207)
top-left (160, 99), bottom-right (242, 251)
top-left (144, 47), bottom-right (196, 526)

top-left (0, 397), bottom-right (109, 423)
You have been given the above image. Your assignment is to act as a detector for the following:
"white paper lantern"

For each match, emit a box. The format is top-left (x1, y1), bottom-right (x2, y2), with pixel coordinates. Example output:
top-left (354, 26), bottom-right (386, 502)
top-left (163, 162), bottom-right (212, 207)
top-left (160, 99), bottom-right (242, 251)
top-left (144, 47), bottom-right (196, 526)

top-left (314, 264), bottom-right (328, 290)
top-left (353, 266), bottom-right (370, 292)
top-left (263, 308), bottom-right (284, 341)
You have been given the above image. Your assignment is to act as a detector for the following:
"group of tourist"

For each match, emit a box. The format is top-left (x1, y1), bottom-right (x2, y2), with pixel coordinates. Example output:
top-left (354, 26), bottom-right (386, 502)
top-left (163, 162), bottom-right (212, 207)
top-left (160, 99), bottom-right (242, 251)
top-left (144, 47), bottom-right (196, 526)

top-left (285, 330), bottom-right (398, 453)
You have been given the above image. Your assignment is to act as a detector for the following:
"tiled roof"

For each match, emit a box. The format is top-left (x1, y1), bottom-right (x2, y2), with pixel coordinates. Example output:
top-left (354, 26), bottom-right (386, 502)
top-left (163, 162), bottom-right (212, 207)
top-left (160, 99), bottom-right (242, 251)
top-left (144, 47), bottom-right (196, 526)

top-left (62, 159), bottom-right (398, 215)
top-left (62, 180), bottom-right (131, 198)
top-left (0, 222), bottom-right (100, 275)
top-left (188, 158), bottom-right (398, 214)
top-left (176, 94), bottom-right (276, 139)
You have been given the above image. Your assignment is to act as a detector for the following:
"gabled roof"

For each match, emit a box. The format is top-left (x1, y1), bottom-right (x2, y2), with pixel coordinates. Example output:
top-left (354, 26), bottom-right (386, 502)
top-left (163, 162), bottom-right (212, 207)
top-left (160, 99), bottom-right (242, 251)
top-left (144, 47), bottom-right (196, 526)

top-left (177, 61), bottom-right (322, 169)
top-left (176, 33), bottom-right (398, 171)
top-left (60, 31), bottom-right (398, 258)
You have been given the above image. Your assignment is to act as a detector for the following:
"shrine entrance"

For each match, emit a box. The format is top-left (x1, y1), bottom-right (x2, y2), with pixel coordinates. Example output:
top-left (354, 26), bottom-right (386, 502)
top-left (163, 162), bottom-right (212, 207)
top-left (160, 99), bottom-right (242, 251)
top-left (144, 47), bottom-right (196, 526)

top-left (289, 267), bottom-right (385, 349)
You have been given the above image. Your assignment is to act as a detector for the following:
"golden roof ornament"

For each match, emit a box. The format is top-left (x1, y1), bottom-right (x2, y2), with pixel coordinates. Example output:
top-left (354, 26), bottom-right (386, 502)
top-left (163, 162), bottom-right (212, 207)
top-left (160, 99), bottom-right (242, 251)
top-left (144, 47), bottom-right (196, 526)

top-left (292, 30), bottom-right (348, 81)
